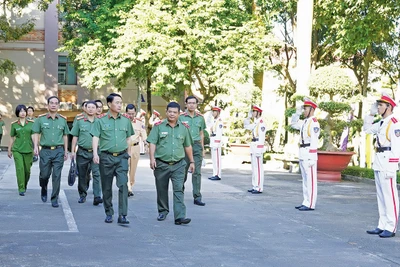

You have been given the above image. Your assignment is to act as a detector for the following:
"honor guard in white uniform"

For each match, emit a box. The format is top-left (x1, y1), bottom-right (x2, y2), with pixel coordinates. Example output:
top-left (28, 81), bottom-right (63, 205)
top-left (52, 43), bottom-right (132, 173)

top-left (125, 104), bottom-right (148, 197)
top-left (137, 110), bottom-right (147, 155)
top-left (244, 105), bottom-right (266, 194)
top-left (149, 110), bottom-right (161, 127)
top-left (364, 93), bottom-right (400, 238)
top-left (208, 106), bottom-right (223, 181)
top-left (290, 98), bottom-right (320, 211)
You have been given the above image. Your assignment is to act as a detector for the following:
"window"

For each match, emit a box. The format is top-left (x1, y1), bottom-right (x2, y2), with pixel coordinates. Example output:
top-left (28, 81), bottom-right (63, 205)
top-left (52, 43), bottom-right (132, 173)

top-left (58, 56), bottom-right (77, 85)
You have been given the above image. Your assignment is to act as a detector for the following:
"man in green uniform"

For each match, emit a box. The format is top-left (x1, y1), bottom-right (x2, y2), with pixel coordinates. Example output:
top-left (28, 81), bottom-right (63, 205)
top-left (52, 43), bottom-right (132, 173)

top-left (147, 102), bottom-right (194, 225)
top-left (32, 96), bottom-right (69, 208)
top-left (70, 101), bottom-right (103, 205)
top-left (91, 93), bottom-right (134, 224)
top-left (179, 96), bottom-right (206, 206)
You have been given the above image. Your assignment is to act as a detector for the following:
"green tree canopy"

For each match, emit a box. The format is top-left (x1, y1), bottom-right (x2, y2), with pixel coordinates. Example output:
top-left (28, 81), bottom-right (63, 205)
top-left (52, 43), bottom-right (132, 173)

top-left (59, 0), bottom-right (277, 103)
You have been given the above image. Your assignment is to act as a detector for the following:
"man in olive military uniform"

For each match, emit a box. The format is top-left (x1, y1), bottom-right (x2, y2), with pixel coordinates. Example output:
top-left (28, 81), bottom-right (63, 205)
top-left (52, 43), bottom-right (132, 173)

top-left (70, 101), bottom-right (103, 205)
top-left (179, 96), bottom-right (206, 206)
top-left (33, 96), bottom-right (69, 208)
top-left (147, 102), bottom-right (194, 225)
top-left (91, 93), bottom-right (134, 224)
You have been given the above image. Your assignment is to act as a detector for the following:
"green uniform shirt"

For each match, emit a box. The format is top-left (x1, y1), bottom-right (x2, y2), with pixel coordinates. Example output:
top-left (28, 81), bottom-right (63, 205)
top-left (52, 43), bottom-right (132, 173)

top-left (0, 120), bottom-right (4, 134)
top-left (90, 111), bottom-right (134, 153)
top-left (10, 119), bottom-right (34, 153)
top-left (147, 119), bottom-right (193, 162)
top-left (70, 114), bottom-right (97, 149)
top-left (179, 112), bottom-right (206, 141)
top-left (32, 113), bottom-right (69, 146)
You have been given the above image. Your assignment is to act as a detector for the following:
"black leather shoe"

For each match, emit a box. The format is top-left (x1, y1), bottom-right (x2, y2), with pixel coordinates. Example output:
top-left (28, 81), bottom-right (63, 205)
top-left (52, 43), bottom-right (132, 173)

top-left (157, 214), bottom-right (167, 221)
top-left (118, 215), bottom-right (130, 224)
top-left (298, 206), bottom-right (314, 211)
top-left (209, 176), bottom-right (221, 181)
top-left (78, 196), bottom-right (86, 203)
top-left (175, 218), bottom-right (191, 225)
top-left (105, 215), bottom-right (113, 223)
top-left (128, 192), bottom-right (134, 197)
top-left (247, 189), bottom-right (255, 193)
top-left (366, 228), bottom-right (384, 235)
top-left (52, 201), bottom-right (59, 208)
top-left (41, 187), bottom-right (47, 202)
top-left (379, 230), bottom-right (395, 238)
top-left (194, 199), bottom-right (206, 206)
top-left (251, 191), bottom-right (262, 194)
top-left (19, 192), bottom-right (25, 196)
top-left (295, 205), bottom-right (304, 209)
top-left (93, 197), bottom-right (103, 206)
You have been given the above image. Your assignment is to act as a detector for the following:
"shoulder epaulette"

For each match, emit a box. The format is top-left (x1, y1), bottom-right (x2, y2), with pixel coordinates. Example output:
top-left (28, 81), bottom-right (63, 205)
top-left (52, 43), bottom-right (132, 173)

top-left (391, 117), bottom-right (398, 124)
top-left (154, 120), bottom-right (162, 126)
top-left (181, 122), bottom-right (190, 128)
top-left (122, 113), bottom-right (130, 119)
top-left (97, 113), bottom-right (107, 119)
top-left (195, 111), bottom-right (203, 117)
top-left (38, 113), bottom-right (47, 117)
top-left (58, 114), bottom-right (67, 120)
top-left (76, 116), bottom-right (84, 121)
top-left (11, 120), bottom-right (18, 124)
top-left (312, 117), bottom-right (318, 122)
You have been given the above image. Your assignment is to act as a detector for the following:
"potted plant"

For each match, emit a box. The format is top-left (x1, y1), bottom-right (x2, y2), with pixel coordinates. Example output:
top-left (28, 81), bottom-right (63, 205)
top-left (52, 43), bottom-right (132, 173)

top-left (307, 65), bottom-right (362, 182)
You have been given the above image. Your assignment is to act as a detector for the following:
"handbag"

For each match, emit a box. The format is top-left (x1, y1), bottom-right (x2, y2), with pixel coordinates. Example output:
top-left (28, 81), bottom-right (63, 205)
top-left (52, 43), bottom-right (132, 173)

top-left (68, 160), bottom-right (77, 186)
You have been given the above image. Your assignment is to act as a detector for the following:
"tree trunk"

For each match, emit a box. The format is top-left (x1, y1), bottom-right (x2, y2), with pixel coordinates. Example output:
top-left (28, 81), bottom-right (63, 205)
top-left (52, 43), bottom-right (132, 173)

top-left (146, 75), bottom-right (152, 134)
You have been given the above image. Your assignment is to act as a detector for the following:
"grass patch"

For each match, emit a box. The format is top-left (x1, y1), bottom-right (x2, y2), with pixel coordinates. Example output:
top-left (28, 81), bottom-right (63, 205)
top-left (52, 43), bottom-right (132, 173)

top-left (342, 166), bottom-right (400, 183)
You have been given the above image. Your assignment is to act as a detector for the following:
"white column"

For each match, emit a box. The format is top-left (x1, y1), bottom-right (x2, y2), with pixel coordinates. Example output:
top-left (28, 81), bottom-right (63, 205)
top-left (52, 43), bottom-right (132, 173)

top-left (44, 0), bottom-right (58, 99)
top-left (295, 0), bottom-right (314, 95)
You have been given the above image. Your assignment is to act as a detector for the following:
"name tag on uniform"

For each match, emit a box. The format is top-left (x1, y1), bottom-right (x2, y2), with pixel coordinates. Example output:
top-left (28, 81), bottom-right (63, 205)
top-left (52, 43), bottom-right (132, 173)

top-left (182, 121), bottom-right (188, 124)
top-left (161, 132), bottom-right (168, 134)
top-left (43, 122), bottom-right (49, 126)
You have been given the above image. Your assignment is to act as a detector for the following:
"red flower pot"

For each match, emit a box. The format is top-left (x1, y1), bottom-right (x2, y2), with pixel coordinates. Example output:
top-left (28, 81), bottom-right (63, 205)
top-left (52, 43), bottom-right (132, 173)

top-left (317, 151), bottom-right (355, 182)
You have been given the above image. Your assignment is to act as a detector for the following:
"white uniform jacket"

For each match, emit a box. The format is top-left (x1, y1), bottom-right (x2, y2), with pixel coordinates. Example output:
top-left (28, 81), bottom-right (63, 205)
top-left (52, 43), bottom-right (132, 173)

top-left (245, 117), bottom-right (266, 155)
top-left (210, 117), bottom-right (223, 148)
top-left (291, 115), bottom-right (320, 161)
top-left (364, 114), bottom-right (400, 172)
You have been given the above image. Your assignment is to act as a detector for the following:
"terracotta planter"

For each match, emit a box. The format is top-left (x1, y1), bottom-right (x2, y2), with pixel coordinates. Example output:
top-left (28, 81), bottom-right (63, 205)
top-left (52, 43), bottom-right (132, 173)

top-left (317, 151), bottom-right (355, 182)
top-left (228, 143), bottom-right (250, 156)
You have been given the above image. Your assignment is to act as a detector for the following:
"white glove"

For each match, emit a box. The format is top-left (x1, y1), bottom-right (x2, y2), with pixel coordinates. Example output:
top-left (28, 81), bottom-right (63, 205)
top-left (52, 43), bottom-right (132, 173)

top-left (308, 160), bottom-right (316, 167)
top-left (385, 171), bottom-right (396, 179)
top-left (202, 159), bottom-right (206, 167)
top-left (369, 103), bottom-right (378, 116)
top-left (295, 101), bottom-right (303, 115)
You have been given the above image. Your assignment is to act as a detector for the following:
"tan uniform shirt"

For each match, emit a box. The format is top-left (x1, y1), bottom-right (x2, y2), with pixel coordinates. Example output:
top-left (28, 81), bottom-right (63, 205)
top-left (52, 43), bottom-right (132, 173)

top-left (130, 118), bottom-right (147, 144)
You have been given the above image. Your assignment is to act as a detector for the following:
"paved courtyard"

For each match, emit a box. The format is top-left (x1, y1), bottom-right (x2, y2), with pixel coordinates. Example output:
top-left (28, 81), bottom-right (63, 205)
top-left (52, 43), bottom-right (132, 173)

top-left (0, 151), bottom-right (399, 267)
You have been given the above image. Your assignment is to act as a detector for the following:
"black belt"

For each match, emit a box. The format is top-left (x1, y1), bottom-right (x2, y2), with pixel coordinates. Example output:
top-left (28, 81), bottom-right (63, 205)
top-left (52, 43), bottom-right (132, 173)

top-left (132, 142), bottom-right (139, 146)
top-left (42, 145), bottom-right (63, 150)
top-left (252, 138), bottom-right (259, 142)
top-left (300, 143), bottom-right (310, 148)
top-left (102, 150), bottom-right (127, 157)
top-left (79, 146), bottom-right (93, 153)
top-left (210, 134), bottom-right (216, 137)
top-left (194, 140), bottom-right (201, 144)
top-left (376, 147), bottom-right (391, 153)
top-left (156, 158), bottom-right (183, 165)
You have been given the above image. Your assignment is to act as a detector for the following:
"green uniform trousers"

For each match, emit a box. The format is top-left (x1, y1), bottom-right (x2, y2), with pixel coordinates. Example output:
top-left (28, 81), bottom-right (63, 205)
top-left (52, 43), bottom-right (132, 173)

top-left (184, 141), bottom-right (203, 201)
top-left (154, 159), bottom-right (186, 220)
top-left (13, 151), bottom-right (33, 193)
top-left (99, 151), bottom-right (129, 216)
top-left (76, 148), bottom-right (101, 198)
top-left (39, 147), bottom-right (65, 203)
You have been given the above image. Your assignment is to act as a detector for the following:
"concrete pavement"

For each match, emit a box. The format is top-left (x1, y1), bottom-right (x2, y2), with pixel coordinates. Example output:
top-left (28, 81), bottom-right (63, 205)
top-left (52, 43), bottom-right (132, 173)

top-left (0, 151), bottom-right (400, 267)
